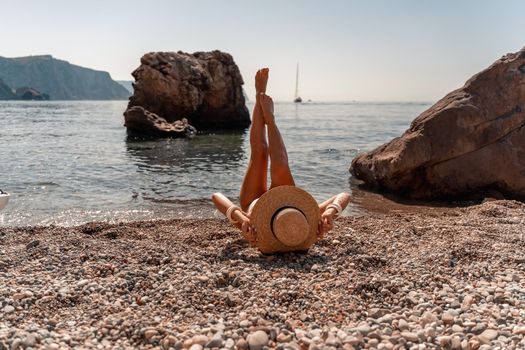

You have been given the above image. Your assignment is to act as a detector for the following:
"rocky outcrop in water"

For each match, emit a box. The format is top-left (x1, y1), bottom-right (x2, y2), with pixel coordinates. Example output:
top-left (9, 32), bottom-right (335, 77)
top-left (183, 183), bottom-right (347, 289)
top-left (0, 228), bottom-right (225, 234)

top-left (0, 78), bottom-right (50, 100)
top-left (0, 55), bottom-right (130, 100)
top-left (351, 47), bottom-right (525, 201)
top-left (124, 106), bottom-right (196, 138)
top-left (15, 87), bottom-right (50, 100)
top-left (124, 50), bottom-right (250, 136)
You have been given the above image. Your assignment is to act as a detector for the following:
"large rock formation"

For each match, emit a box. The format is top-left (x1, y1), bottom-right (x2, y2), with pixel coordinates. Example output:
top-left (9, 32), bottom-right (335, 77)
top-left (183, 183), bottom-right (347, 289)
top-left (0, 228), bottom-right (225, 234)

top-left (0, 55), bottom-right (130, 100)
top-left (351, 47), bottom-right (525, 201)
top-left (124, 50), bottom-right (250, 136)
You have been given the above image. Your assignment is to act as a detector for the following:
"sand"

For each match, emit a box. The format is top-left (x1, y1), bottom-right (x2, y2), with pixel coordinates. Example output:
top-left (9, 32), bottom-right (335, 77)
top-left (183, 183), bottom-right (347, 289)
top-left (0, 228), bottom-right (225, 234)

top-left (1, 199), bottom-right (525, 349)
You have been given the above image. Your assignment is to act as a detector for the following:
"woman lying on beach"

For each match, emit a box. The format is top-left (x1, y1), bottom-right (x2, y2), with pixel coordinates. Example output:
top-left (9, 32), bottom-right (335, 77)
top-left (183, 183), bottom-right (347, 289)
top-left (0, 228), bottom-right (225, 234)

top-left (212, 68), bottom-right (350, 253)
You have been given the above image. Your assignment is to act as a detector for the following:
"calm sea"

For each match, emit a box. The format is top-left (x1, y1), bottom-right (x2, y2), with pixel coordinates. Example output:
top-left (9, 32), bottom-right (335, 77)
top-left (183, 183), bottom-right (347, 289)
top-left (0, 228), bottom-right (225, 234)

top-left (0, 101), bottom-right (430, 227)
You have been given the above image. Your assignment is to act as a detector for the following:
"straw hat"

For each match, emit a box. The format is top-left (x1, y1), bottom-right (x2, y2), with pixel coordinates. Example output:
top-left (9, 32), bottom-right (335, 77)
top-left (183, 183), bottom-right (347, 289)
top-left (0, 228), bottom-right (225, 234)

top-left (251, 186), bottom-right (320, 254)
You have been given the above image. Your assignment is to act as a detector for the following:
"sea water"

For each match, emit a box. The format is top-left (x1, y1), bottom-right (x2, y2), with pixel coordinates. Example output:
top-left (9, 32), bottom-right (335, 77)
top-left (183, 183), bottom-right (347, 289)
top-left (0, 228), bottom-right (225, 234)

top-left (0, 100), bottom-right (430, 226)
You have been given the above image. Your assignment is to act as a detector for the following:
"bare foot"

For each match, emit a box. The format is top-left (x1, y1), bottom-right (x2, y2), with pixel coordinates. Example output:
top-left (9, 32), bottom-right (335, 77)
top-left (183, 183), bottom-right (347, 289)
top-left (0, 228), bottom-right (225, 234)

top-left (255, 68), bottom-right (269, 95)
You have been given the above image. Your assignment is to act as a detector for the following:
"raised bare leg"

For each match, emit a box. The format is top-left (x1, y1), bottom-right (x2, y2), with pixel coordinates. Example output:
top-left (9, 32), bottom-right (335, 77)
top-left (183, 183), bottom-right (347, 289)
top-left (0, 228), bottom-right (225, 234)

top-left (259, 94), bottom-right (295, 188)
top-left (239, 69), bottom-right (270, 211)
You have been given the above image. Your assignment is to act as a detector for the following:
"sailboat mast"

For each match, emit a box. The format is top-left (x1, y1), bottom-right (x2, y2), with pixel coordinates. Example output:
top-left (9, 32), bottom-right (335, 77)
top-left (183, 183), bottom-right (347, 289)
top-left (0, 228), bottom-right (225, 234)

top-left (295, 62), bottom-right (299, 99)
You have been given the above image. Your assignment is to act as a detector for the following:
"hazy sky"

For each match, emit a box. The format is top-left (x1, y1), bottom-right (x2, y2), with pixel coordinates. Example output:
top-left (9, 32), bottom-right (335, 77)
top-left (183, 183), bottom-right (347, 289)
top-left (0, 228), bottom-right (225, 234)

top-left (2, 0), bottom-right (525, 101)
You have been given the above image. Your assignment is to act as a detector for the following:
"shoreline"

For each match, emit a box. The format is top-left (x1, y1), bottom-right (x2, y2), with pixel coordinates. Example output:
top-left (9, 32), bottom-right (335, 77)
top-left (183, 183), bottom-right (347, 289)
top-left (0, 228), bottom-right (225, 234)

top-left (0, 187), bottom-right (480, 228)
top-left (1, 200), bottom-right (524, 348)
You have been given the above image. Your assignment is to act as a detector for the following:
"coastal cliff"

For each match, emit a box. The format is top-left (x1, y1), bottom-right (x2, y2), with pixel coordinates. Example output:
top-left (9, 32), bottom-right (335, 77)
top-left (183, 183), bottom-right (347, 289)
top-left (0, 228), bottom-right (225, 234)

top-left (0, 55), bottom-right (130, 100)
top-left (0, 78), bottom-right (15, 100)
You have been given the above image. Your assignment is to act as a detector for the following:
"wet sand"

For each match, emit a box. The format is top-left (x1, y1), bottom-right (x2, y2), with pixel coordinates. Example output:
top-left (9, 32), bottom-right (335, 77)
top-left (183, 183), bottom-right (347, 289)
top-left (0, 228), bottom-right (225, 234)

top-left (1, 200), bottom-right (525, 349)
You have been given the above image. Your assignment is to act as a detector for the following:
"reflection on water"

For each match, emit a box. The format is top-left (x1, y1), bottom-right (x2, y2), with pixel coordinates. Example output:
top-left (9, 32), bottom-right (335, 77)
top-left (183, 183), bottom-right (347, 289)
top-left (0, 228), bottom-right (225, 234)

top-left (126, 132), bottom-right (246, 170)
top-left (0, 100), bottom-right (431, 226)
top-left (125, 132), bottom-right (248, 203)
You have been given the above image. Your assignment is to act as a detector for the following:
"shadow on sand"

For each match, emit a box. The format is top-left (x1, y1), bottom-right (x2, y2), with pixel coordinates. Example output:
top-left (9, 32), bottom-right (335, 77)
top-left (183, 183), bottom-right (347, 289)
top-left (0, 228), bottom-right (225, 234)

top-left (349, 176), bottom-right (482, 215)
top-left (214, 238), bottom-right (332, 272)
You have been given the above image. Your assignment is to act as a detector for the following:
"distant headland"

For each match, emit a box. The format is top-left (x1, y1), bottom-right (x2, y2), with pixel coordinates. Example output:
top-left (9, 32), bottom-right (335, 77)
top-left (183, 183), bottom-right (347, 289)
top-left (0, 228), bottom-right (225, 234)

top-left (0, 55), bottom-right (130, 100)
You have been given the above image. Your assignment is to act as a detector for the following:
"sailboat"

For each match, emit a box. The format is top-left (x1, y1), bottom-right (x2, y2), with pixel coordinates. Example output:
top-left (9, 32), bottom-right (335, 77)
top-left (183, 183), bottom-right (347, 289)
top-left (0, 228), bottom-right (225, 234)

top-left (294, 63), bottom-right (302, 103)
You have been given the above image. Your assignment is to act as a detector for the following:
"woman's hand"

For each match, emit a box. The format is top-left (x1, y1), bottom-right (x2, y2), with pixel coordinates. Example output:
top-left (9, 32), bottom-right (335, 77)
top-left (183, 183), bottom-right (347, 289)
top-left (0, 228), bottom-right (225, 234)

top-left (317, 208), bottom-right (337, 239)
top-left (239, 213), bottom-right (257, 247)
top-left (211, 193), bottom-right (258, 247)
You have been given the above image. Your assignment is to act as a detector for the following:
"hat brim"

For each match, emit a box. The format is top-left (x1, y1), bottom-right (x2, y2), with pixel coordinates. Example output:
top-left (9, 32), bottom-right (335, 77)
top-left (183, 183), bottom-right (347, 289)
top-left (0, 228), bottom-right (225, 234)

top-left (251, 186), bottom-right (320, 254)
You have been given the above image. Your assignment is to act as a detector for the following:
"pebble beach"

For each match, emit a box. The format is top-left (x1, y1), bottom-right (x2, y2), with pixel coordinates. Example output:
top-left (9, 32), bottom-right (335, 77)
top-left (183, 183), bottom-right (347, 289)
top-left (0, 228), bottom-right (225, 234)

top-left (1, 200), bottom-right (525, 349)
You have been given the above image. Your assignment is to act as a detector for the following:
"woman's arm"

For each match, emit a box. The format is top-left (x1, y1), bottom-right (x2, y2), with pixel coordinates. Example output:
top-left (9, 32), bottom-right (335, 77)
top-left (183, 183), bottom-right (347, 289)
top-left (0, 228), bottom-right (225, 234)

top-left (211, 193), bottom-right (256, 245)
top-left (318, 195), bottom-right (337, 213)
top-left (319, 192), bottom-right (351, 215)
top-left (317, 192), bottom-right (351, 239)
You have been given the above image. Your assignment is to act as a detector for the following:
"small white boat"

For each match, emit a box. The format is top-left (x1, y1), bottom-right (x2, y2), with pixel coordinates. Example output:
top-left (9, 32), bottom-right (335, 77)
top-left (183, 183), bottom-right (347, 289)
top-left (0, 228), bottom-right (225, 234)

top-left (294, 62), bottom-right (302, 103)
top-left (0, 190), bottom-right (10, 210)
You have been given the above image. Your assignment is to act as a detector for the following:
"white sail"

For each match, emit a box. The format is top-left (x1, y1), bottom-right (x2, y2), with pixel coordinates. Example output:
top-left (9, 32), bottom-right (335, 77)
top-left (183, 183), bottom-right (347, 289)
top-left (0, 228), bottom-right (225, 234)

top-left (295, 63), bottom-right (299, 99)
top-left (294, 62), bottom-right (302, 103)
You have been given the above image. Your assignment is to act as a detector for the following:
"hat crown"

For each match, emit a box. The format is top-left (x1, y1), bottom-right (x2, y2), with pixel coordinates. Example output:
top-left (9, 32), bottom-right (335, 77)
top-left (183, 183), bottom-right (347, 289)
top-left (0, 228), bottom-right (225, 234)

top-left (251, 186), bottom-right (320, 254)
top-left (272, 207), bottom-right (309, 247)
